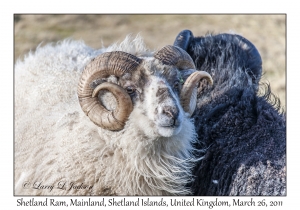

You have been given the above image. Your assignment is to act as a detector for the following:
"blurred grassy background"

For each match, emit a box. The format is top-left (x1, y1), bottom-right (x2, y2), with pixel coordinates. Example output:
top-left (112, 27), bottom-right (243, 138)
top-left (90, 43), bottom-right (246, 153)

top-left (14, 14), bottom-right (286, 109)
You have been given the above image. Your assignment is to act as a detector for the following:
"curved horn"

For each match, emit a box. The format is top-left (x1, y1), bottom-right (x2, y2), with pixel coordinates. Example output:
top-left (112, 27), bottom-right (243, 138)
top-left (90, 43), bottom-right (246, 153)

top-left (77, 51), bottom-right (142, 131)
top-left (180, 71), bottom-right (213, 116)
top-left (173, 29), bottom-right (194, 51)
top-left (154, 44), bottom-right (213, 116)
top-left (154, 45), bottom-right (195, 70)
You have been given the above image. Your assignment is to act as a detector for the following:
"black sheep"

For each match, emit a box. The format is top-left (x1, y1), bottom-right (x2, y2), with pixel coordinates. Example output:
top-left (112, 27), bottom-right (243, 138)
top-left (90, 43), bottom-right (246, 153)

top-left (174, 30), bottom-right (286, 196)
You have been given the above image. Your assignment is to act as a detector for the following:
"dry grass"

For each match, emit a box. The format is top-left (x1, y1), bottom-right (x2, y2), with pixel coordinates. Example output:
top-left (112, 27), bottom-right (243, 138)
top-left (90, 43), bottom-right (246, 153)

top-left (14, 14), bottom-right (286, 109)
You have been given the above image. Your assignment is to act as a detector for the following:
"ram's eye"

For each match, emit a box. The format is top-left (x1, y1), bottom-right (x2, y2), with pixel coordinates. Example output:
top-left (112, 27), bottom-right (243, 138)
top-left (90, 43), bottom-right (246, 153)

top-left (126, 86), bottom-right (136, 95)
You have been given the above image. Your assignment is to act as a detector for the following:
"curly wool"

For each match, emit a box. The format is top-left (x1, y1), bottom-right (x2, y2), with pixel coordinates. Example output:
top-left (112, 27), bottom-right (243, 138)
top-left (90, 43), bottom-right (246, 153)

top-left (185, 33), bottom-right (286, 196)
top-left (15, 36), bottom-right (199, 195)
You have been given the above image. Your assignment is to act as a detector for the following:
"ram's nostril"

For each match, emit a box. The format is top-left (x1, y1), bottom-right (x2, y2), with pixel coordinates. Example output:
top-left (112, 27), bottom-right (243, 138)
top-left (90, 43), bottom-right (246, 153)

top-left (162, 106), bottom-right (179, 121)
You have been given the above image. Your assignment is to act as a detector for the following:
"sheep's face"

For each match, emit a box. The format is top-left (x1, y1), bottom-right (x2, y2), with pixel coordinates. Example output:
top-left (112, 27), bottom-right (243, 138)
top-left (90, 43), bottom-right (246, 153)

top-left (94, 60), bottom-right (185, 138)
top-left (142, 75), bottom-right (184, 137)
top-left (77, 45), bottom-right (213, 136)
top-left (121, 60), bottom-right (185, 137)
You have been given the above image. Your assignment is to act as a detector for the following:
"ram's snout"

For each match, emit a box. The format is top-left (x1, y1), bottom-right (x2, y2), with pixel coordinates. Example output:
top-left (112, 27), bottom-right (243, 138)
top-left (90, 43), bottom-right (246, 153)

top-left (159, 105), bottom-right (180, 127)
top-left (151, 79), bottom-right (184, 137)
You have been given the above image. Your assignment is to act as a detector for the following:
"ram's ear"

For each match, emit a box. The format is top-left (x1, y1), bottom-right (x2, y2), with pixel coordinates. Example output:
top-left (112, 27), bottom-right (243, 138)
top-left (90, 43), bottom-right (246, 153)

top-left (173, 30), bottom-right (194, 51)
top-left (214, 33), bottom-right (262, 85)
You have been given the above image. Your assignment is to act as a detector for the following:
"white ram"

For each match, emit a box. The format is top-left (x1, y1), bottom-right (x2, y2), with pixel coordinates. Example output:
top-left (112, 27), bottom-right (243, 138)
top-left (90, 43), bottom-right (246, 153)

top-left (14, 36), bottom-right (212, 196)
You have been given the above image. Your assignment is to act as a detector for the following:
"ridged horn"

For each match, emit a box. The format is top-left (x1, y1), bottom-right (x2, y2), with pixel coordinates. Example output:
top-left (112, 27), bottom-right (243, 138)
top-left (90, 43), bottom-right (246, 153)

top-left (154, 44), bottom-right (213, 116)
top-left (180, 71), bottom-right (213, 116)
top-left (154, 45), bottom-right (195, 70)
top-left (77, 51), bottom-right (142, 131)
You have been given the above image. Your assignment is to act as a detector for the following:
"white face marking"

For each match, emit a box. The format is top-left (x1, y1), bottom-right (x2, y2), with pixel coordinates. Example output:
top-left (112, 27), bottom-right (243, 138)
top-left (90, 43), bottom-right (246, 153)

top-left (100, 59), bottom-right (189, 139)
top-left (131, 75), bottom-right (184, 138)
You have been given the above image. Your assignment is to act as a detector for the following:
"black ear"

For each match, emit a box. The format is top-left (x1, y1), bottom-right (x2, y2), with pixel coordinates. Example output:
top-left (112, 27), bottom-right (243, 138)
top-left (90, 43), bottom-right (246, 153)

top-left (173, 30), bottom-right (194, 51)
top-left (233, 34), bottom-right (262, 83)
top-left (208, 33), bottom-right (262, 84)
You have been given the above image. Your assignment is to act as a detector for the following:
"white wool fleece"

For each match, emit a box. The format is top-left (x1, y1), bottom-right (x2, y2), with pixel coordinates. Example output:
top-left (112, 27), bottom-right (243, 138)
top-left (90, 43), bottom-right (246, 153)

top-left (15, 36), bottom-right (200, 195)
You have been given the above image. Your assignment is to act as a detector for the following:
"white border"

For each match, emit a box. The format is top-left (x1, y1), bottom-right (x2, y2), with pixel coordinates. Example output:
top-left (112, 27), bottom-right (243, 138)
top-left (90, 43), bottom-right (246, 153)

top-left (3, 0), bottom-right (298, 208)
